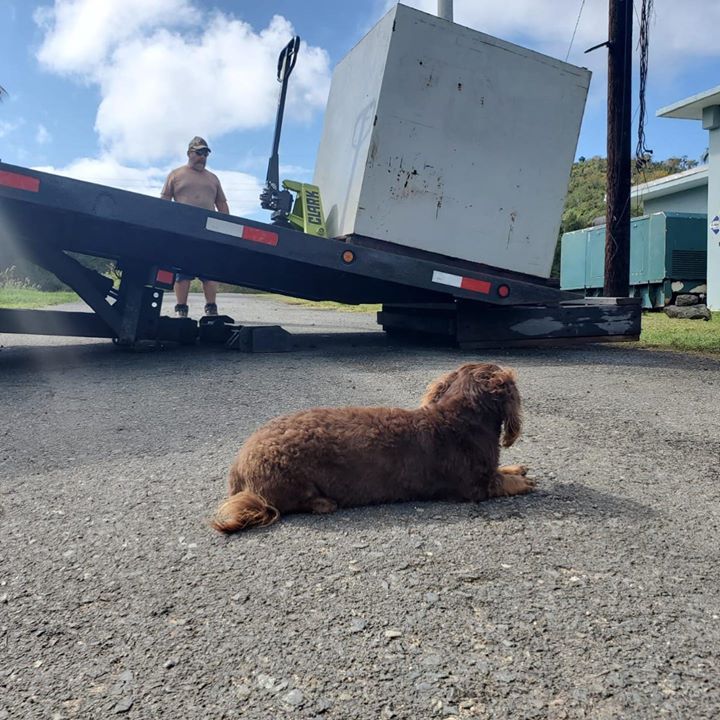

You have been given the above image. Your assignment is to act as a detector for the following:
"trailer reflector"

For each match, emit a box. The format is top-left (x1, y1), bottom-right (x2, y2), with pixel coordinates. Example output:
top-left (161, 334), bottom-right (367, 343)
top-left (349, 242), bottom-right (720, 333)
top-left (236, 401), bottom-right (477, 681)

top-left (460, 277), bottom-right (492, 294)
top-left (432, 270), bottom-right (491, 295)
top-left (0, 171), bottom-right (40, 192)
top-left (206, 217), bottom-right (278, 246)
top-left (155, 269), bottom-right (176, 287)
top-left (498, 284), bottom-right (510, 298)
top-left (242, 225), bottom-right (279, 246)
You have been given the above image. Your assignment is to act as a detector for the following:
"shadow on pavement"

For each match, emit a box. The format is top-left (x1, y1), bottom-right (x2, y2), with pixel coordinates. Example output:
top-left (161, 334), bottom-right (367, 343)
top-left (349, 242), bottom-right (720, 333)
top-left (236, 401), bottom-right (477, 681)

top-left (2, 330), bottom-right (719, 375)
top-left (213, 480), bottom-right (654, 542)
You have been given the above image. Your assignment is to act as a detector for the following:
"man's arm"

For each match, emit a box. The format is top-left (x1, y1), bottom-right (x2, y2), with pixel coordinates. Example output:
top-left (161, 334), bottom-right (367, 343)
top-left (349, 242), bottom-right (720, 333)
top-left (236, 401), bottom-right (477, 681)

top-left (160, 172), bottom-right (174, 201)
top-left (215, 180), bottom-right (229, 214)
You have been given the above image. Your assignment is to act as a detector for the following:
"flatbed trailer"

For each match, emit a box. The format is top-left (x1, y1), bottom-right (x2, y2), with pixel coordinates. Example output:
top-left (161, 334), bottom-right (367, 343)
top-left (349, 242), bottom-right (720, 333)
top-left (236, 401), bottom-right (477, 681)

top-left (0, 162), bottom-right (640, 349)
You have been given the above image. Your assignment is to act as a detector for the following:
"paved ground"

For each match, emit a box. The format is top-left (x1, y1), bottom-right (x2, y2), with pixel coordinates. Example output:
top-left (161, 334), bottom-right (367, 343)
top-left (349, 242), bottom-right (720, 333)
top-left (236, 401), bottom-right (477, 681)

top-left (1, 294), bottom-right (719, 719)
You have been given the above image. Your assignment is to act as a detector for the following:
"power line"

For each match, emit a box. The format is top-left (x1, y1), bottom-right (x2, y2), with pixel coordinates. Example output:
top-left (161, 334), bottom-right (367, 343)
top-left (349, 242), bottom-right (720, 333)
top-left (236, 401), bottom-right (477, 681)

top-left (565, 0), bottom-right (588, 62)
top-left (635, 0), bottom-right (654, 170)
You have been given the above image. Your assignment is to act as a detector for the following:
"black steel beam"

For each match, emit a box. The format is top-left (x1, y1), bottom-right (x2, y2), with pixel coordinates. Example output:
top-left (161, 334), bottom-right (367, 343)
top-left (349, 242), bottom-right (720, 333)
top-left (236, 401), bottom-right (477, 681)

top-left (0, 309), bottom-right (114, 337)
top-left (378, 298), bottom-right (641, 347)
top-left (19, 243), bottom-right (122, 335)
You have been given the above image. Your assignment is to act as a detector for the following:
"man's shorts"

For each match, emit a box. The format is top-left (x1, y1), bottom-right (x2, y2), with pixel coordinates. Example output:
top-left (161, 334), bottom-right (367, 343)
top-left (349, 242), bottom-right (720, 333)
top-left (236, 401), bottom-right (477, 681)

top-left (175, 274), bottom-right (209, 282)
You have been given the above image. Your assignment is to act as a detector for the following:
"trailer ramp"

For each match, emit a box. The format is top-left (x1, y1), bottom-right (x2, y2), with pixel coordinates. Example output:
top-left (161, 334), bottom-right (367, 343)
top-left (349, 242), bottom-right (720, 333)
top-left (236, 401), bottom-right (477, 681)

top-left (0, 163), bottom-right (640, 348)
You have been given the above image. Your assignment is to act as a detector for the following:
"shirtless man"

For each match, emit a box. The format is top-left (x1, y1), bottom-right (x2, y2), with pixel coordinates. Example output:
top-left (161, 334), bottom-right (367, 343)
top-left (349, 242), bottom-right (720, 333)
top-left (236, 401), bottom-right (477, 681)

top-left (161, 136), bottom-right (229, 317)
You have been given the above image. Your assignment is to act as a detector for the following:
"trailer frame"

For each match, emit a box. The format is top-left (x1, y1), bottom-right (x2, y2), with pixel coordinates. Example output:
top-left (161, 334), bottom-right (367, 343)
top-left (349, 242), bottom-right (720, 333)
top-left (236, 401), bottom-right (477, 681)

top-left (0, 163), bottom-right (641, 349)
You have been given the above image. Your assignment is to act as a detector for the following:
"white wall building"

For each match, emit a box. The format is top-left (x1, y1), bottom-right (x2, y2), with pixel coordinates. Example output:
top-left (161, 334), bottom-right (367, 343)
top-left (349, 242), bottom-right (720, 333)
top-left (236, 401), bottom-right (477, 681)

top-left (631, 165), bottom-right (708, 216)
top-left (656, 86), bottom-right (720, 310)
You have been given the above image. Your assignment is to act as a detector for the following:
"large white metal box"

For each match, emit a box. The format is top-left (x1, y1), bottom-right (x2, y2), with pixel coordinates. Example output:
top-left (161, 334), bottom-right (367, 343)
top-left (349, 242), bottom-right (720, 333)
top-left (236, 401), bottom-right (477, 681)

top-left (313, 4), bottom-right (591, 278)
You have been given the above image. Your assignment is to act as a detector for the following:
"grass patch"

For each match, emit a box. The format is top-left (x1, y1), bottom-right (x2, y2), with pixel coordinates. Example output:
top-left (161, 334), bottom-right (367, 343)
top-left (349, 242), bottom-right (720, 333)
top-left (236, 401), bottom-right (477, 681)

top-left (278, 297), bottom-right (720, 354)
top-left (266, 294), bottom-right (381, 314)
top-left (639, 310), bottom-right (720, 354)
top-left (0, 287), bottom-right (78, 309)
top-left (188, 279), bottom-right (261, 294)
top-left (3, 287), bottom-right (718, 355)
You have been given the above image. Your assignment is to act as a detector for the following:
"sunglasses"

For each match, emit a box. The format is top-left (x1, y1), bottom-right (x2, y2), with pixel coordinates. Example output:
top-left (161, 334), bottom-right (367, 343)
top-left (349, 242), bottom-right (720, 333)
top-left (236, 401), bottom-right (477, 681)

top-left (193, 149), bottom-right (210, 156)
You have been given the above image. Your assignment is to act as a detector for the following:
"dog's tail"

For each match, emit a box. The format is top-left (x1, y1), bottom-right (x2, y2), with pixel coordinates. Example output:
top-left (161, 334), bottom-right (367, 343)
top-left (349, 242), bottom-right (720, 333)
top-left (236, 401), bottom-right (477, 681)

top-left (211, 490), bottom-right (280, 534)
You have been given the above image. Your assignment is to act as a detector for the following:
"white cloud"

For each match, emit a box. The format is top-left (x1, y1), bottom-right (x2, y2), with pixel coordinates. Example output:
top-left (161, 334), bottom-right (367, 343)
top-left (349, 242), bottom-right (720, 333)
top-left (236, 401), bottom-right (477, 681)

top-left (391, 1), bottom-right (720, 69)
top-left (33, 156), bottom-right (165, 195)
top-left (278, 164), bottom-right (314, 181)
top-left (34, 0), bottom-right (199, 73)
top-left (213, 169), bottom-right (265, 218)
top-left (34, 1), bottom-right (331, 163)
top-left (36, 124), bottom-right (51, 144)
top-left (0, 120), bottom-right (21, 139)
top-left (33, 156), bottom-right (264, 217)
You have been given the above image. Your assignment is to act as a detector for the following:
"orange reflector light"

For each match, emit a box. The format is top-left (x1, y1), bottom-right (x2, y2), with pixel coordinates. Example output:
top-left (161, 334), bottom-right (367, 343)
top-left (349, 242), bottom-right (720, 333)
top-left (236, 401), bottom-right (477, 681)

top-left (342, 250), bottom-right (355, 264)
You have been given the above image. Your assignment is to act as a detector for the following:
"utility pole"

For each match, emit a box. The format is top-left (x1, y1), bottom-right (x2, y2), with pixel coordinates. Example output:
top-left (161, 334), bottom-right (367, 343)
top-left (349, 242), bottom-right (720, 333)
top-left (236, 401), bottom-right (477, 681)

top-left (604, 0), bottom-right (633, 297)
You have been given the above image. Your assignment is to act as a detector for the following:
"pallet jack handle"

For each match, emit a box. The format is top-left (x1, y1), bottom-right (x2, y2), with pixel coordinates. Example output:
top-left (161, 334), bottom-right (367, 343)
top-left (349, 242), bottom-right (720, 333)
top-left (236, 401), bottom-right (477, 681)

top-left (264, 36), bottom-right (300, 194)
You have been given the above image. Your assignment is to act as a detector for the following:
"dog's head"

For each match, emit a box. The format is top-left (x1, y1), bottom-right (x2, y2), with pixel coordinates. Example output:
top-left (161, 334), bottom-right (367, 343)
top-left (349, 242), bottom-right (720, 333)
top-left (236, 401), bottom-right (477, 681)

top-left (421, 363), bottom-right (522, 447)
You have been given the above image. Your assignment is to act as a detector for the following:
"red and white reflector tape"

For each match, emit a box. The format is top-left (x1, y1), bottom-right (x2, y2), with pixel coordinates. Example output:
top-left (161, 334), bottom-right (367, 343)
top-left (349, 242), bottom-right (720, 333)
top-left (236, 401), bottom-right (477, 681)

top-left (0, 170), bottom-right (40, 192)
top-left (206, 217), bottom-right (278, 247)
top-left (432, 270), bottom-right (491, 295)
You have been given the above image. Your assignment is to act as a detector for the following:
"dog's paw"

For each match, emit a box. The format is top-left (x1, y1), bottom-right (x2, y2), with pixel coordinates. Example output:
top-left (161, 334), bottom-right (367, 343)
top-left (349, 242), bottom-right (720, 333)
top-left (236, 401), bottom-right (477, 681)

top-left (310, 497), bottom-right (338, 514)
top-left (499, 464), bottom-right (529, 477)
top-left (493, 473), bottom-right (536, 497)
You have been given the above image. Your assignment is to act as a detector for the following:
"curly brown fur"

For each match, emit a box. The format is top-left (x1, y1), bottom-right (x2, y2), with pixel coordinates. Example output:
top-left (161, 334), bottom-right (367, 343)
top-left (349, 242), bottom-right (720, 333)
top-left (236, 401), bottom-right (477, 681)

top-left (211, 491), bottom-right (279, 532)
top-left (212, 363), bottom-right (531, 533)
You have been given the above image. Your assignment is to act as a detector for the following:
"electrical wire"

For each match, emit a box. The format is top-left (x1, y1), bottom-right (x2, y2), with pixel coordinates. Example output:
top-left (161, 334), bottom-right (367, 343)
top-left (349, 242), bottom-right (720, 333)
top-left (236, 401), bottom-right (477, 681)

top-left (635, 0), bottom-right (654, 170)
top-left (565, 0), bottom-right (588, 62)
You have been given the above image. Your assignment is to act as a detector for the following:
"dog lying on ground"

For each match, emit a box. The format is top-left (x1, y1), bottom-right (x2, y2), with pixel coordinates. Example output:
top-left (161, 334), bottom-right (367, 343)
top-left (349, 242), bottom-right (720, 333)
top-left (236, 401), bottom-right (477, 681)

top-left (212, 362), bottom-right (535, 533)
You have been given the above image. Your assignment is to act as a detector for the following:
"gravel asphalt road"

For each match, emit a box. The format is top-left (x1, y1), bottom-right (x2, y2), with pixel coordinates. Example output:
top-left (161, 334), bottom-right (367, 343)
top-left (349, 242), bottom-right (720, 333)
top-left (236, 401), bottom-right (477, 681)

top-left (1, 293), bottom-right (719, 719)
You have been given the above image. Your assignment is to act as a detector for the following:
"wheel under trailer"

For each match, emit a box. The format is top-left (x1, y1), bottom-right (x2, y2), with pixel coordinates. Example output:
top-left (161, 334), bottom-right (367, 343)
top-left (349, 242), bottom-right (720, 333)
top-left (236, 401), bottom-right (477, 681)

top-left (0, 163), bottom-right (640, 349)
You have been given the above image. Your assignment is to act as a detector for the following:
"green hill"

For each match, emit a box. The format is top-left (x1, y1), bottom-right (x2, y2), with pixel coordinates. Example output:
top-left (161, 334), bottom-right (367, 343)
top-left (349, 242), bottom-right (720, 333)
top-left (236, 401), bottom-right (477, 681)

top-left (552, 155), bottom-right (702, 276)
top-left (560, 155), bottom-right (700, 235)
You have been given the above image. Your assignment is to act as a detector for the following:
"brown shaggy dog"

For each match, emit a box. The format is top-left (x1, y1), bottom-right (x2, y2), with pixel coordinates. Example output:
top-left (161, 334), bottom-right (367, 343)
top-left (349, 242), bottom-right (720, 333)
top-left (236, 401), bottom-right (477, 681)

top-left (212, 362), bottom-right (535, 533)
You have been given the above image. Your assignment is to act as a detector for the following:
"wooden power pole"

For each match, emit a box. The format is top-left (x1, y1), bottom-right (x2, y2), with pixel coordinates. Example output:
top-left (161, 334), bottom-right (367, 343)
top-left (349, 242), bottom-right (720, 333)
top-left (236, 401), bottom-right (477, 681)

top-left (604, 0), bottom-right (633, 297)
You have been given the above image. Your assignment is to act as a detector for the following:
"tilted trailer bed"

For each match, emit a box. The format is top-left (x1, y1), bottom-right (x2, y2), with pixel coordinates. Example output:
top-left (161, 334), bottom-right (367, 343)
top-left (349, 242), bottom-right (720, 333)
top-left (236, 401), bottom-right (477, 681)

top-left (0, 162), bottom-right (640, 350)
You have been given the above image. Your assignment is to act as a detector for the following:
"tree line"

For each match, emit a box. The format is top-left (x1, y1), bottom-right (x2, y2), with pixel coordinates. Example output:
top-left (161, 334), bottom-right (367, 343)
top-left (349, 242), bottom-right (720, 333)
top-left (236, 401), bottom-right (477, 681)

top-left (549, 155), bottom-right (702, 276)
top-left (560, 155), bottom-right (700, 235)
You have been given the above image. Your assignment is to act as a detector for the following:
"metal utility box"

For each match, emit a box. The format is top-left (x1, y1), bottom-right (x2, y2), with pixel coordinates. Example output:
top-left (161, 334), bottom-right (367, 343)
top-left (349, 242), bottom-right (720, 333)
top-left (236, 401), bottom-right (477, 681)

top-left (560, 212), bottom-right (708, 307)
top-left (313, 3), bottom-right (591, 278)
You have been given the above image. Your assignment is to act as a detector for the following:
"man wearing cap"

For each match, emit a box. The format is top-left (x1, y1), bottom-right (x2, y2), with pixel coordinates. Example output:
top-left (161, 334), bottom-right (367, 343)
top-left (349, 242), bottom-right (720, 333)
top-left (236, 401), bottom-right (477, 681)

top-left (161, 136), bottom-right (229, 317)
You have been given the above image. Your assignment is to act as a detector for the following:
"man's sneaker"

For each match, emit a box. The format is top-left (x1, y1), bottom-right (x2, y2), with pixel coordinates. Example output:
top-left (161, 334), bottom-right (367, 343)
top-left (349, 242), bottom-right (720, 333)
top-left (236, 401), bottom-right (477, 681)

top-left (204, 303), bottom-right (218, 316)
top-left (174, 303), bottom-right (189, 318)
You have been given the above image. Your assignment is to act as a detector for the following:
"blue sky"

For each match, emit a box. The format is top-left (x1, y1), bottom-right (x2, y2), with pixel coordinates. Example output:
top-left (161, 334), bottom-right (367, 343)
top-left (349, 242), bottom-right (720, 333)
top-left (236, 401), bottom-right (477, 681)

top-left (1, 0), bottom-right (719, 220)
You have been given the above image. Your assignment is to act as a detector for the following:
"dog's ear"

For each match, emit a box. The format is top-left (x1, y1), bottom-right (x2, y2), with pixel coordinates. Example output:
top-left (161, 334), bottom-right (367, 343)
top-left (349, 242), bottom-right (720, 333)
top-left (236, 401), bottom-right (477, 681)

top-left (420, 368), bottom-right (462, 407)
top-left (496, 369), bottom-right (522, 448)
top-left (467, 366), bottom-right (522, 447)
top-left (424, 365), bottom-right (523, 448)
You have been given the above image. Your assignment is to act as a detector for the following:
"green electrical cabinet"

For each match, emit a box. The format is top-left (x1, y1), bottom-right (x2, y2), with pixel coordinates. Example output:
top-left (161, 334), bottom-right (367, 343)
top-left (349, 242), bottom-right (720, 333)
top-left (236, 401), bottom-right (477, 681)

top-left (560, 212), bottom-right (707, 308)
